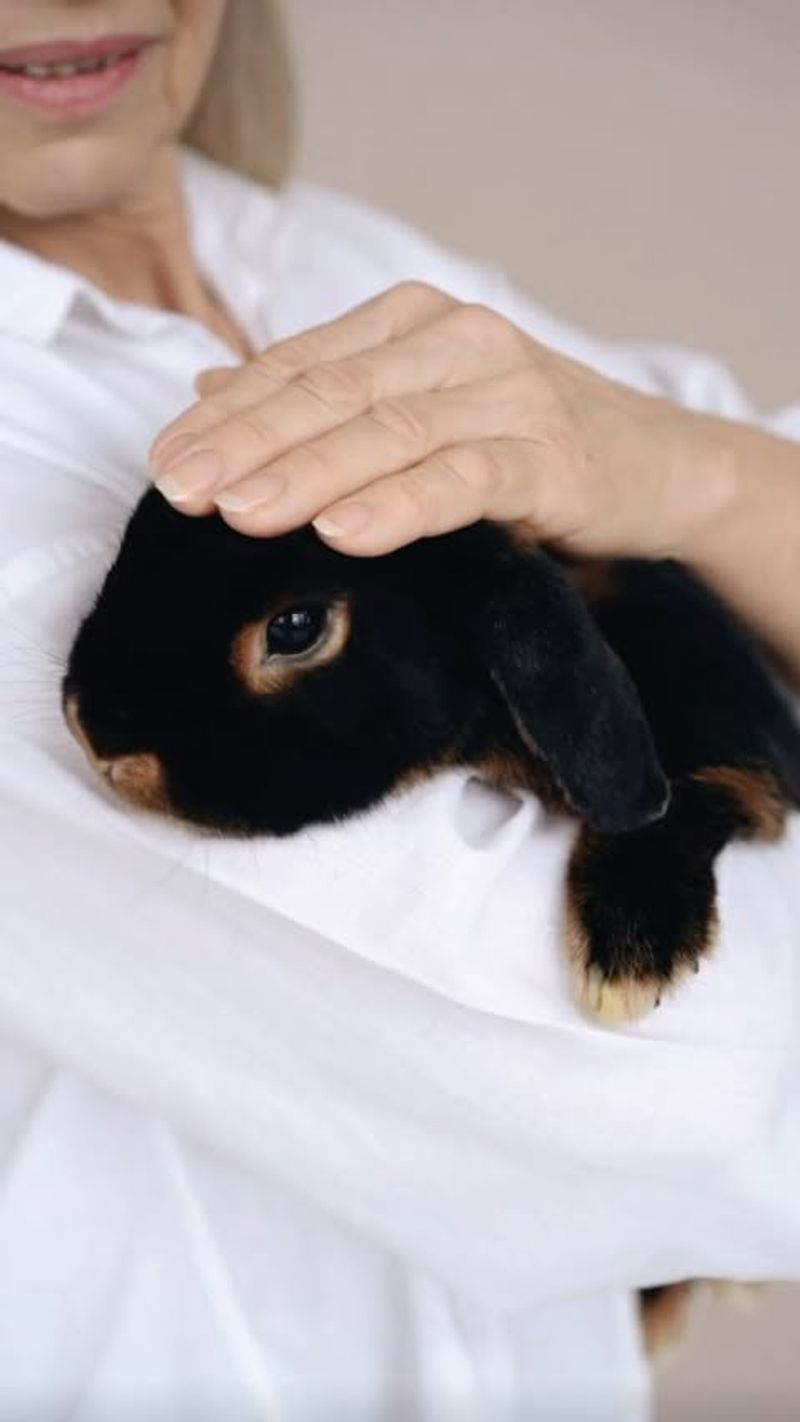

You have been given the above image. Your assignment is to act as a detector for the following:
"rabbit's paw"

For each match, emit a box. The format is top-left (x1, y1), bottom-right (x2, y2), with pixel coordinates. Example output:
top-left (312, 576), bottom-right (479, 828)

top-left (565, 824), bottom-right (718, 1025)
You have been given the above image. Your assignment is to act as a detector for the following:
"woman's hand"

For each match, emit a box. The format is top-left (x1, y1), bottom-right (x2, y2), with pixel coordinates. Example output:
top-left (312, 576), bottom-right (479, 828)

top-left (148, 281), bottom-right (735, 560)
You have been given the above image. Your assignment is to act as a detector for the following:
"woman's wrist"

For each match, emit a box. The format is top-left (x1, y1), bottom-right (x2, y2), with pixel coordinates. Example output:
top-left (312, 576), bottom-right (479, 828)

top-left (660, 405), bottom-right (749, 561)
top-left (671, 411), bottom-right (800, 683)
top-left (547, 358), bottom-right (744, 564)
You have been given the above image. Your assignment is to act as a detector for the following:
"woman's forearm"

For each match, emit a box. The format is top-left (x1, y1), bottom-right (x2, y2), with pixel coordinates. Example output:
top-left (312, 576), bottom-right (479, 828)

top-left (675, 413), bottom-right (800, 686)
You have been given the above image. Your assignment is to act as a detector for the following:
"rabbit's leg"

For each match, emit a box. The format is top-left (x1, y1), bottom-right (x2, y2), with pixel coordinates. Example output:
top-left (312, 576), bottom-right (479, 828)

top-left (566, 763), bottom-right (786, 1024)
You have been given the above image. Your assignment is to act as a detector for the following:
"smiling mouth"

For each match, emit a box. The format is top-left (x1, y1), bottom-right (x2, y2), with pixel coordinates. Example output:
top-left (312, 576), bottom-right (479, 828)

top-left (0, 51), bottom-right (137, 78)
top-left (0, 33), bottom-right (156, 112)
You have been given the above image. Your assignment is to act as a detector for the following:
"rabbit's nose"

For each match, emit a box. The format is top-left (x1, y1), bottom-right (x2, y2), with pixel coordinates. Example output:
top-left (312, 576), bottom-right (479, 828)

top-left (64, 694), bottom-right (167, 813)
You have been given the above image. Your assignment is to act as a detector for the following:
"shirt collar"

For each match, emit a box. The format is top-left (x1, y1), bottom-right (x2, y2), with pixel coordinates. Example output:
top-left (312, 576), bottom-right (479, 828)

top-left (0, 146), bottom-right (281, 349)
top-left (0, 236), bottom-right (78, 345)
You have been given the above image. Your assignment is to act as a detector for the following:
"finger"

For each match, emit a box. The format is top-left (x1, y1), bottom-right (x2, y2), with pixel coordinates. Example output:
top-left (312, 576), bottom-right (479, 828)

top-left (309, 438), bottom-right (547, 555)
top-left (213, 378), bottom-right (523, 535)
top-left (194, 366), bottom-right (238, 396)
top-left (154, 307), bottom-right (525, 513)
top-left (150, 281), bottom-right (455, 465)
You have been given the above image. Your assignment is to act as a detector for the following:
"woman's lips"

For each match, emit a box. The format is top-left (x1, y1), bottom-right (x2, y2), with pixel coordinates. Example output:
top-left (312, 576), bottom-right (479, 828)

top-left (0, 34), bottom-right (153, 117)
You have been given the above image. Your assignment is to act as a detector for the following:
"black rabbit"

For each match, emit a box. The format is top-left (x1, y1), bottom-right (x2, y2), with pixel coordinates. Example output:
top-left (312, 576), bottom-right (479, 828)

top-left (63, 487), bottom-right (800, 1023)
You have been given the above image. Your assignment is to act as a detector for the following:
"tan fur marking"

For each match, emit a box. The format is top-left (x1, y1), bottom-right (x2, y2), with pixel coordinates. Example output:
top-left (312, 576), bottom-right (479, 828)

top-left (231, 597), bottom-right (351, 695)
top-left (475, 748), bottom-right (537, 794)
top-left (391, 747), bottom-right (461, 798)
top-left (106, 753), bottom-right (169, 813)
top-left (640, 1280), bottom-right (766, 1366)
top-left (693, 765), bottom-right (787, 841)
top-left (65, 695), bottom-right (171, 816)
top-left (64, 694), bottom-right (97, 764)
top-left (565, 898), bottom-right (719, 1025)
top-left (564, 839), bottom-right (719, 1025)
top-left (639, 1283), bottom-right (699, 1364)
top-left (393, 744), bottom-right (561, 801)
top-left (475, 748), bottom-right (565, 808)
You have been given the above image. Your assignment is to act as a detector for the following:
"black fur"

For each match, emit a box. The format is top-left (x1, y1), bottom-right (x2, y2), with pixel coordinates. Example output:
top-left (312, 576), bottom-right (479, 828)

top-left (63, 488), bottom-right (800, 1019)
top-left (562, 558), bottom-right (800, 1014)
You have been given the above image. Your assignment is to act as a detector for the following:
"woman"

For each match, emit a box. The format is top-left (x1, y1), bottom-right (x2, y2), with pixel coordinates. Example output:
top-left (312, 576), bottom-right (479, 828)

top-left (0, 2), bottom-right (798, 1418)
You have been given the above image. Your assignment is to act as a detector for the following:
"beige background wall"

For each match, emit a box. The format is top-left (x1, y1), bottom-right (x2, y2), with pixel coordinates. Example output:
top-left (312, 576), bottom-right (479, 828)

top-left (285, 2), bottom-right (799, 1417)
top-left (287, 0), bottom-right (798, 409)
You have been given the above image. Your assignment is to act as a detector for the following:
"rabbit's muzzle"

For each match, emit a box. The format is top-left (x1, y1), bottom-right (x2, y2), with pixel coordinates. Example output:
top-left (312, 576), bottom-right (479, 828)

top-left (64, 694), bottom-right (169, 814)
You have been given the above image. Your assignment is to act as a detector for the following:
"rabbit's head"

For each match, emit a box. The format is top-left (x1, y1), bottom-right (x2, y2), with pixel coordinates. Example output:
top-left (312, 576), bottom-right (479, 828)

top-left (63, 488), bottom-right (669, 837)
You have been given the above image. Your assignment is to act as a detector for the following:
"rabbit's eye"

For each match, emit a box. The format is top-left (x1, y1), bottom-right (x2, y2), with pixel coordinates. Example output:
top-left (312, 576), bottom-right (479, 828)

top-left (266, 604), bottom-right (327, 657)
top-left (233, 597), bottom-right (350, 695)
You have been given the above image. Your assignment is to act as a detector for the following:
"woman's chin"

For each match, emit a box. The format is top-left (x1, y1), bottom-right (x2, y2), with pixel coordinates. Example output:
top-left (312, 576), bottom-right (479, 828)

top-left (2, 132), bottom-right (166, 221)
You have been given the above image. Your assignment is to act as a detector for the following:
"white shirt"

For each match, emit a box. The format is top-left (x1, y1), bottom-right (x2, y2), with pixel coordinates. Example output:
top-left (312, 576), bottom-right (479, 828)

top-left (0, 147), bottom-right (798, 1422)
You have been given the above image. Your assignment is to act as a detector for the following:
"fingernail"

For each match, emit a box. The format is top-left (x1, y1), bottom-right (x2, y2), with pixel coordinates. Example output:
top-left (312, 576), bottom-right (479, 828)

top-left (155, 450), bottom-right (224, 503)
top-left (313, 503), bottom-right (371, 538)
top-left (150, 431), bottom-right (197, 471)
top-left (215, 474), bottom-right (287, 513)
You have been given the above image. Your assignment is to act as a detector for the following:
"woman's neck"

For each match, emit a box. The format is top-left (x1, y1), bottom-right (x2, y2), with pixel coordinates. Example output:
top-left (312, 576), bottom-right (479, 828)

top-left (0, 145), bottom-right (252, 359)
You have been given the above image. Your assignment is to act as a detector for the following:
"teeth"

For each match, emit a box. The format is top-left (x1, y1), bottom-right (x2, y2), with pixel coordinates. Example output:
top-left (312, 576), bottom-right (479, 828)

top-left (11, 52), bottom-right (124, 78)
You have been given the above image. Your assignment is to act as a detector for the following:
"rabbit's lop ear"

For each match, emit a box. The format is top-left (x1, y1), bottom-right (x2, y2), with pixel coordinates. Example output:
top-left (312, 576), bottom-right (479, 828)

top-left (476, 551), bottom-right (669, 834)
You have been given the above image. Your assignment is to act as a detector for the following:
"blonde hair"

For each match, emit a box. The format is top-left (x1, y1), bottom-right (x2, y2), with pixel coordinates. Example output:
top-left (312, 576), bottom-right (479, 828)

top-left (185, 0), bottom-right (295, 189)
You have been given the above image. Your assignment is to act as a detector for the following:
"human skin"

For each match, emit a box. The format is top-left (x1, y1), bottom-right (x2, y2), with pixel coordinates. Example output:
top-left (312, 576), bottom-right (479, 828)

top-left (1, 2), bottom-right (798, 681)
top-left (151, 284), bottom-right (800, 684)
top-left (0, 0), bottom-right (249, 357)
